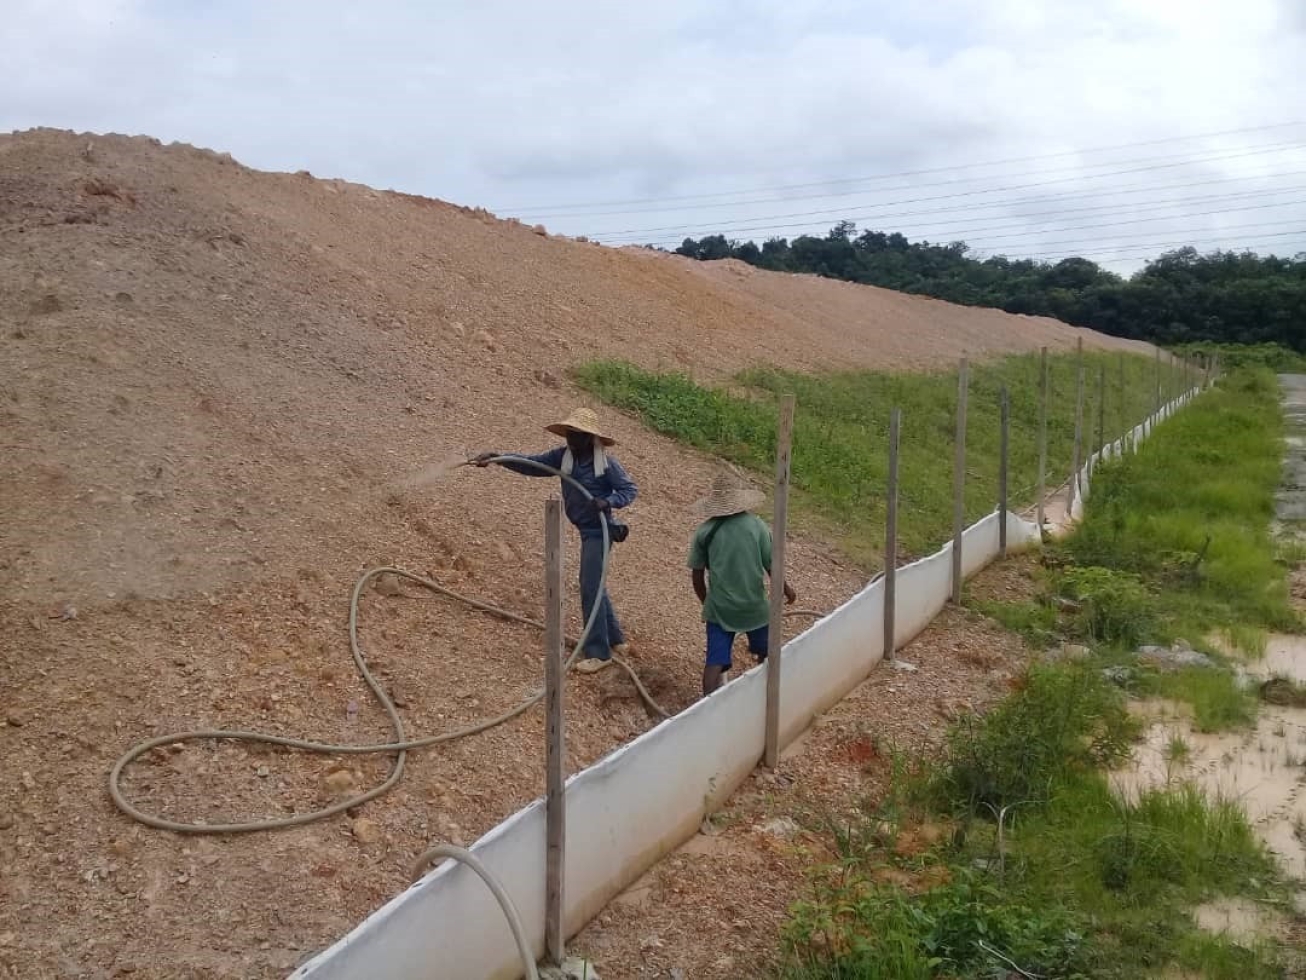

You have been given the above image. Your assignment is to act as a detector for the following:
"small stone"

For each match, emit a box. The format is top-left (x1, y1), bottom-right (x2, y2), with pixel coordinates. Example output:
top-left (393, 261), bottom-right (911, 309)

top-left (0, 814), bottom-right (14, 830)
top-left (322, 768), bottom-right (357, 797)
top-left (890, 660), bottom-right (918, 672)
top-left (540, 958), bottom-right (601, 980)
top-left (351, 817), bottom-right (382, 845)
top-left (1101, 665), bottom-right (1133, 686)
top-left (533, 369), bottom-right (562, 389)
top-left (30, 294), bottom-right (62, 315)
top-left (21, 772), bottom-right (36, 790)
top-left (6, 713), bottom-right (24, 727)
top-left (759, 817), bottom-right (801, 838)
top-left (373, 573), bottom-right (403, 597)
top-left (256, 765), bottom-right (270, 778)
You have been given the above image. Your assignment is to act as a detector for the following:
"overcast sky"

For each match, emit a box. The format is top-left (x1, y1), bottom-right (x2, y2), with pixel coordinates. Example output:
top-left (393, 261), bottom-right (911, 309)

top-left (6, 0), bottom-right (1306, 273)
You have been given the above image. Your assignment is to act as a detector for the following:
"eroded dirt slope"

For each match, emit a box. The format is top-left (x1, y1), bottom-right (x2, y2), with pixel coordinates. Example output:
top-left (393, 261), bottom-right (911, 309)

top-left (0, 128), bottom-right (1151, 979)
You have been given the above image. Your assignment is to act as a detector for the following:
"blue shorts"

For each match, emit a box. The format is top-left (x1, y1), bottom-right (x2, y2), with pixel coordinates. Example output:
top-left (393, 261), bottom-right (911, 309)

top-left (705, 621), bottom-right (769, 670)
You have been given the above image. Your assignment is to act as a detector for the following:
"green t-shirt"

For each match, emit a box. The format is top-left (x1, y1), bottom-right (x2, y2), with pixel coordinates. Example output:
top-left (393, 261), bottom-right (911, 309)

top-left (687, 513), bottom-right (773, 633)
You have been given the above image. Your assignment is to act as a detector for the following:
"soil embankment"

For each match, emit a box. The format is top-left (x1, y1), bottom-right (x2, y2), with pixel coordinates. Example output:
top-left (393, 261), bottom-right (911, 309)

top-left (0, 128), bottom-right (1151, 978)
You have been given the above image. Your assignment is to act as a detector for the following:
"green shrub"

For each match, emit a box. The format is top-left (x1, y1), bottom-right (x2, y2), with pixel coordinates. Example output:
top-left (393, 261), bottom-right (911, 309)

top-left (781, 871), bottom-right (1092, 980)
top-left (1058, 565), bottom-right (1155, 647)
top-left (927, 665), bottom-right (1137, 813)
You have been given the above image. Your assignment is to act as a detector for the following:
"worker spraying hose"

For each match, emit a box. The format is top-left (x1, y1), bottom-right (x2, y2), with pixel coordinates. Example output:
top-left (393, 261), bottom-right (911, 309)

top-left (470, 407), bottom-right (637, 674)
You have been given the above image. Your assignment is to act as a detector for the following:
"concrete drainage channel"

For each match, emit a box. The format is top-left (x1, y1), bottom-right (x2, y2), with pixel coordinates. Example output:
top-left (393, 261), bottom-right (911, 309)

top-left (290, 388), bottom-right (1204, 980)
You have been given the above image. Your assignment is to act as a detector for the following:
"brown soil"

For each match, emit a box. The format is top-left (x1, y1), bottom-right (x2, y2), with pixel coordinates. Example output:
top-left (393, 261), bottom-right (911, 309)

top-left (1, 128), bottom-right (1148, 979)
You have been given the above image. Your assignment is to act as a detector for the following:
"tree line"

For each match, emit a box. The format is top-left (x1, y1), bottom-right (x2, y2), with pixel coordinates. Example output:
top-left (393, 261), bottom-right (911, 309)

top-left (667, 221), bottom-right (1306, 350)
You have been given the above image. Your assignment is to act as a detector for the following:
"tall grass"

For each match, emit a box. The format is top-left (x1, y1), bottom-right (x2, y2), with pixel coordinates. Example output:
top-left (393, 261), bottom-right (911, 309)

top-left (778, 660), bottom-right (1287, 980)
top-left (1068, 368), bottom-right (1295, 635)
top-left (576, 351), bottom-right (1177, 566)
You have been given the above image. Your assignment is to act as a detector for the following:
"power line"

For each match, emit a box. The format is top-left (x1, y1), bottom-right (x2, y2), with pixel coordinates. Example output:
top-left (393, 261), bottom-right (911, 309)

top-left (524, 139), bottom-right (1306, 221)
top-left (497, 120), bottom-right (1306, 214)
top-left (936, 205), bottom-right (1306, 246)
top-left (1011, 236), bottom-right (1306, 262)
top-left (601, 187), bottom-right (1306, 248)
top-left (587, 147), bottom-right (1306, 240)
top-left (967, 220), bottom-right (1306, 252)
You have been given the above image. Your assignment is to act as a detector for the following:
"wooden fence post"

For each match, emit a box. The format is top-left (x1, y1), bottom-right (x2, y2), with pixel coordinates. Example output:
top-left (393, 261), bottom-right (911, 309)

top-left (764, 394), bottom-right (795, 769)
top-left (1095, 362), bottom-right (1106, 471)
top-left (951, 358), bottom-right (969, 604)
top-left (884, 407), bottom-right (900, 660)
top-left (999, 387), bottom-right (1009, 557)
top-left (543, 498), bottom-right (566, 966)
top-left (1036, 347), bottom-right (1048, 530)
top-left (1118, 352), bottom-right (1127, 454)
top-left (1070, 356), bottom-right (1085, 511)
top-left (1154, 347), bottom-right (1162, 416)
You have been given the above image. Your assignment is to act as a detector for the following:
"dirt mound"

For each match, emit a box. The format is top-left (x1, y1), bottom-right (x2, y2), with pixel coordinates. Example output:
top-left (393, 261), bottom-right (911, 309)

top-left (0, 127), bottom-right (1150, 978)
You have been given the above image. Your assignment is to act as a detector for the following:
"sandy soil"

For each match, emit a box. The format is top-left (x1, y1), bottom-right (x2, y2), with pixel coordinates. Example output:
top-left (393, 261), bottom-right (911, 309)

top-left (0, 128), bottom-right (1152, 980)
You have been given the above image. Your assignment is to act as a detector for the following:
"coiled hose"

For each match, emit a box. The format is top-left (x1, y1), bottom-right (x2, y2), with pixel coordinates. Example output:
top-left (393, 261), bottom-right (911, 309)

top-left (108, 455), bottom-right (659, 834)
top-left (108, 455), bottom-right (820, 978)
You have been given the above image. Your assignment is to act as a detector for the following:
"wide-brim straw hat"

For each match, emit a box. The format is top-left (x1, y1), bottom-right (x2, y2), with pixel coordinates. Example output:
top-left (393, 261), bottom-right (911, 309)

top-left (692, 472), bottom-right (766, 520)
top-left (545, 407), bottom-right (616, 446)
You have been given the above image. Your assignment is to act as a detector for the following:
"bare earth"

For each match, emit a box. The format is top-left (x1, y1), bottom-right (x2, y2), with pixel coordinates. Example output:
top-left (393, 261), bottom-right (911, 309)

top-left (1, 128), bottom-right (1150, 979)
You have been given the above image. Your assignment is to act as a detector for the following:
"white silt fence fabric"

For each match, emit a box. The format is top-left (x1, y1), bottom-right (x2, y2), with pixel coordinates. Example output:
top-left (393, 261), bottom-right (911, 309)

top-left (291, 387), bottom-right (1200, 980)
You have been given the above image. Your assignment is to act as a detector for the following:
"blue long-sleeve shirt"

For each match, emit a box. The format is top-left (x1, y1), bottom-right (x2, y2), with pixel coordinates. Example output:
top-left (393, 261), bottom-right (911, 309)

top-left (498, 446), bottom-right (638, 537)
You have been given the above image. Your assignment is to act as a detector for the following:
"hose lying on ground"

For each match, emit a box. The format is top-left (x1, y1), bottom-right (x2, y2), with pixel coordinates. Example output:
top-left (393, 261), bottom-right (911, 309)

top-left (109, 455), bottom-right (824, 835)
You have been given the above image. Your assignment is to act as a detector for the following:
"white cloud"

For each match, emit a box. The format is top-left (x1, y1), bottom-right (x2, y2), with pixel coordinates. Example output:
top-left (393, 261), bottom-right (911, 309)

top-left (4, 0), bottom-right (1304, 271)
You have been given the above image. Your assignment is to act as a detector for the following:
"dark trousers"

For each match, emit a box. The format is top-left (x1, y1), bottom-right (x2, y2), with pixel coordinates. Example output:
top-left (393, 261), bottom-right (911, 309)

top-left (579, 534), bottom-right (624, 660)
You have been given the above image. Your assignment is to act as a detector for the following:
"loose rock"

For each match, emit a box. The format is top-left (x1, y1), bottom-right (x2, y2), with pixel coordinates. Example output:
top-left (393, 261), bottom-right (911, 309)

top-left (373, 573), bottom-right (403, 597)
top-left (540, 958), bottom-right (600, 980)
top-left (350, 817), bottom-right (382, 845)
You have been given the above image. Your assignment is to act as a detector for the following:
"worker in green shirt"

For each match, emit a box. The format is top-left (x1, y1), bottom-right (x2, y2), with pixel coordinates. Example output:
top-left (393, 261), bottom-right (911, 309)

top-left (688, 473), bottom-right (796, 697)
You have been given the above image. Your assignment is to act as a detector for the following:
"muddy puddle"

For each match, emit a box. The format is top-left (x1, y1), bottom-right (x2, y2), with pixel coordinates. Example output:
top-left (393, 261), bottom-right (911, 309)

top-left (1113, 633), bottom-right (1306, 883)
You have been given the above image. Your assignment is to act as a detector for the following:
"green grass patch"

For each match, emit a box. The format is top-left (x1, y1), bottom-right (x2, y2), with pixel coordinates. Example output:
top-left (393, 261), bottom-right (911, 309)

top-left (777, 660), bottom-right (1290, 980)
top-left (1067, 368), bottom-right (1295, 636)
top-left (575, 351), bottom-right (1173, 566)
top-left (967, 368), bottom-right (1294, 729)
top-left (970, 596), bottom-right (1059, 648)
top-left (1223, 623), bottom-right (1270, 659)
top-left (920, 664), bottom-right (1139, 814)
top-left (1154, 668), bottom-right (1258, 732)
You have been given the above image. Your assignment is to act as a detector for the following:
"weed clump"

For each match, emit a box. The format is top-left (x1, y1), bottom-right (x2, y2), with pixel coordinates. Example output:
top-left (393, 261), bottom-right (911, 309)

top-left (1057, 565), bottom-right (1156, 648)
top-left (925, 664), bottom-right (1137, 814)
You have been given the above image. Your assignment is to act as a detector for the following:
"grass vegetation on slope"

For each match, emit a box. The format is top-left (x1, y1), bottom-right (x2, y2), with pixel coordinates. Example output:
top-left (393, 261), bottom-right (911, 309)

top-left (576, 350), bottom-right (1189, 566)
top-left (975, 367), bottom-right (1297, 731)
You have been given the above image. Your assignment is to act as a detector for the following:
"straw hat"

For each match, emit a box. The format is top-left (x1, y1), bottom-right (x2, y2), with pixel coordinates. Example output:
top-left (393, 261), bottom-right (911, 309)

top-left (545, 407), bottom-right (616, 446)
top-left (692, 472), bottom-right (766, 520)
